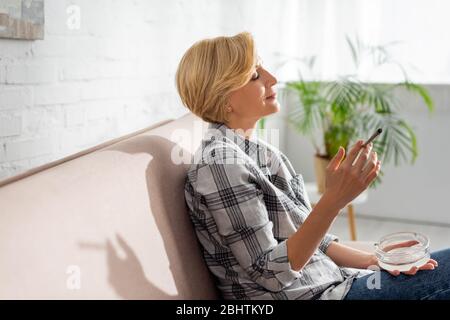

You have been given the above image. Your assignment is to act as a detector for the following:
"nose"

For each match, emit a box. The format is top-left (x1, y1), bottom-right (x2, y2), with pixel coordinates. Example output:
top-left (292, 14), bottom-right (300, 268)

top-left (265, 69), bottom-right (277, 86)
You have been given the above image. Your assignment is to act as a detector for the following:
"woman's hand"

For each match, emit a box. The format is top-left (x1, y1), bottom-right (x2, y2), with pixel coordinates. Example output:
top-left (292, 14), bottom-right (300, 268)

top-left (374, 240), bottom-right (438, 276)
top-left (323, 140), bottom-right (381, 211)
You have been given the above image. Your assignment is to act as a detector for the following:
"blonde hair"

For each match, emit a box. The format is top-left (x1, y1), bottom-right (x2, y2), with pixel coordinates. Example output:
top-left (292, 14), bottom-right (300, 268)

top-left (175, 32), bottom-right (259, 123)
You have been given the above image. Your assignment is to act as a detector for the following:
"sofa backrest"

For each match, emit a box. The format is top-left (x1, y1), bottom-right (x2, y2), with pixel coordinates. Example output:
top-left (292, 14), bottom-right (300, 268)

top-left (0, 113), bottom-right (220, 299)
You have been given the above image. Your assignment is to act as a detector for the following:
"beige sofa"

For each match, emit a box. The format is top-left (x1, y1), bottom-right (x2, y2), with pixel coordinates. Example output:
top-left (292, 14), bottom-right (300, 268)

top-left (0, 113), bottom-right (373, 299)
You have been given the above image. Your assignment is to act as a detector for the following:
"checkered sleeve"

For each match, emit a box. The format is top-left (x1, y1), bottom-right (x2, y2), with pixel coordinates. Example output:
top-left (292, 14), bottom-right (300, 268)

top-left (319, 233), bottom-right (339, 253)
top-left (195, 160), bottom-right (302, 292)
top-left (278, 152), bottom-right (339, 255)
top-left (299, 175), bottom-right (339, 254)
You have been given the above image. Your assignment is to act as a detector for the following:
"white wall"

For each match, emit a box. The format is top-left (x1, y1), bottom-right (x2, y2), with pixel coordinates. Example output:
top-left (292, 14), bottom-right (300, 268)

top-left (280, 0), bottom-right (450, 83)
top-left (0, 0), bottom-right (303, 180)
top-left (2, 0), bottom-right (449, 226)
top-left (283, 84), bottom-right (450, 225)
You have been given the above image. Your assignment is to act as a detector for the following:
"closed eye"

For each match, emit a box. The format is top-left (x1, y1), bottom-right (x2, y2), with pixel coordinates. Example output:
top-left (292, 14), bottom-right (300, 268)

top-left (251, 71), bottom-right (260, 81)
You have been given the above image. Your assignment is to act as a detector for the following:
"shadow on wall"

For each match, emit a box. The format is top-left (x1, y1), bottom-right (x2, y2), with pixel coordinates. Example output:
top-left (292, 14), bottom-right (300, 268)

top-left (78, 135), bottom-right (219, 299)
top-left (78, 233), bottom-right (174, 299)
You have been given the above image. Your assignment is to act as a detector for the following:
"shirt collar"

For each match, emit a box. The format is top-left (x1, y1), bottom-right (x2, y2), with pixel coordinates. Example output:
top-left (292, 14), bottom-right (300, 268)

top-left (206, 122), bottom-right (268, 166)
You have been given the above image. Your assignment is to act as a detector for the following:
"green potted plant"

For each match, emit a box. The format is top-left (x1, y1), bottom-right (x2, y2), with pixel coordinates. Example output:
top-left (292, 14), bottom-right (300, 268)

top-left (284, 36), bottom-right (434, 193)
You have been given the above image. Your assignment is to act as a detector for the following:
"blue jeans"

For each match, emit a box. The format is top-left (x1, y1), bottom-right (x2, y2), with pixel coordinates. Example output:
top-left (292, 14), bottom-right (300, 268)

top-left (344, 248), bottom-right (450, 300)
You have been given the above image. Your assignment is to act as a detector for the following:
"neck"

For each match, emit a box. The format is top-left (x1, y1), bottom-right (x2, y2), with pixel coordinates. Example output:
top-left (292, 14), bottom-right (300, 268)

top-left (225, 117), bottom-right (259, 139)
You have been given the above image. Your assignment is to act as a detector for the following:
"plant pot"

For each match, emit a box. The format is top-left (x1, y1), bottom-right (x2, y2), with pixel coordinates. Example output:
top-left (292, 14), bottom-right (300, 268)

top-left (314, 154), bottom-right (331, 194)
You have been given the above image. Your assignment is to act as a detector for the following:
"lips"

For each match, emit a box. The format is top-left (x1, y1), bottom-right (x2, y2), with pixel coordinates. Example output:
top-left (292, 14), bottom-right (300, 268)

top-left (265, 93), bottom-right (277, 99)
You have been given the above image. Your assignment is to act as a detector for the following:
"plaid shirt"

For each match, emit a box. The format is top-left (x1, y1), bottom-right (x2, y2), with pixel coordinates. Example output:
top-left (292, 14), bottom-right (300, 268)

top-left (184, 122), bottom-right (372, 300)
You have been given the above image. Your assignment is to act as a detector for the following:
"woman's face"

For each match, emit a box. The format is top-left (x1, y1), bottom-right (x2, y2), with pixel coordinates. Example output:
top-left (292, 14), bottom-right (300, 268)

top-left (227, 64), bottom-right (280, 124)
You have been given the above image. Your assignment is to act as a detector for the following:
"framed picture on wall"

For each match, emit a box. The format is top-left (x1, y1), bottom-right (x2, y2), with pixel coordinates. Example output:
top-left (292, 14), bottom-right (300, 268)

top-left (0, 0), bottom-right (44, 40)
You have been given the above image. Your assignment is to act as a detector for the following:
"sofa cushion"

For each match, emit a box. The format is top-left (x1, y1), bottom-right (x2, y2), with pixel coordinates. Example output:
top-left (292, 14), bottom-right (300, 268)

top-left (0, 113), bottom-right (220, 299)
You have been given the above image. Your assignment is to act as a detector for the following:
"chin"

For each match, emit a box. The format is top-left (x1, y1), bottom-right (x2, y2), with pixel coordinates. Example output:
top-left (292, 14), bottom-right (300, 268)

top-left (259, 100), bottom-right (280, 118)
top-left (267, 102), bottom-right (281, 115)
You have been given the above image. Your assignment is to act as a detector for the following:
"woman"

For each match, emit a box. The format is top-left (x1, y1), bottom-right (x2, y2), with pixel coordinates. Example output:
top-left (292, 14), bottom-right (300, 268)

top-left (176, 32), bottom-right (450, 300)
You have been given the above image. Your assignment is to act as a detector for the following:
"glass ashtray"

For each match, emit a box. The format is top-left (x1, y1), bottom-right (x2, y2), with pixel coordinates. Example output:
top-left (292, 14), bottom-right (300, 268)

top-left (375, 232), bottom-right (430, 272)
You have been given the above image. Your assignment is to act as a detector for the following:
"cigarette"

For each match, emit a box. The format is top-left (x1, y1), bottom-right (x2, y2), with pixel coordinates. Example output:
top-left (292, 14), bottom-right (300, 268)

top-left (362, 128), bottom-right (383, 148)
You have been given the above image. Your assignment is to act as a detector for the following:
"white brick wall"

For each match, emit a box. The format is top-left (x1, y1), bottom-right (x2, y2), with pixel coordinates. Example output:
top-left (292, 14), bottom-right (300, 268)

top-left (0, 65), bottom-right (6, 83)
top-left (0, 0), bottom-right (300, 180)
top-left (63, 104), bottom-right (85, 127)
top-left (0, 142), bottom-right (5, 163)
top-left (0, 87), bottom-right (33, 110)
top-left (0, 115), bottom-right (22, 137)
top-left (34, 84), bottom-right (81, 105)
top-left (5, 63), bottom-right (57, 84)
top-left (5, 137), bottom-right (54, 161)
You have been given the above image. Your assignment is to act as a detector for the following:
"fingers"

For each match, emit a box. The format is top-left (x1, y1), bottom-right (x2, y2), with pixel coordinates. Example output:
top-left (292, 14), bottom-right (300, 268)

top-left (387, 259), bottom-right (439, 277)
top-left (364, 159), bottom-right (381, 185)
top-left (389, 267), bottom-right (419, 276)
top-left (418, 259), bottom-right (438, 270)
top-left (341, 140), bottom-right (364, 168)
top-left (429, 259), bottom-right (438, 267)
top-left (418, 263), bottom-right (436, 271)
top-left (403, 266), bottom-right (419, 275)
top-left (327, 146), bottom-right (345, 171)
top-left (388, 269), bottom-right (401, 276)
top-left (354, 143), bottom-right (374, 171)
top-left (362, 149), bottom-right (378, 174)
